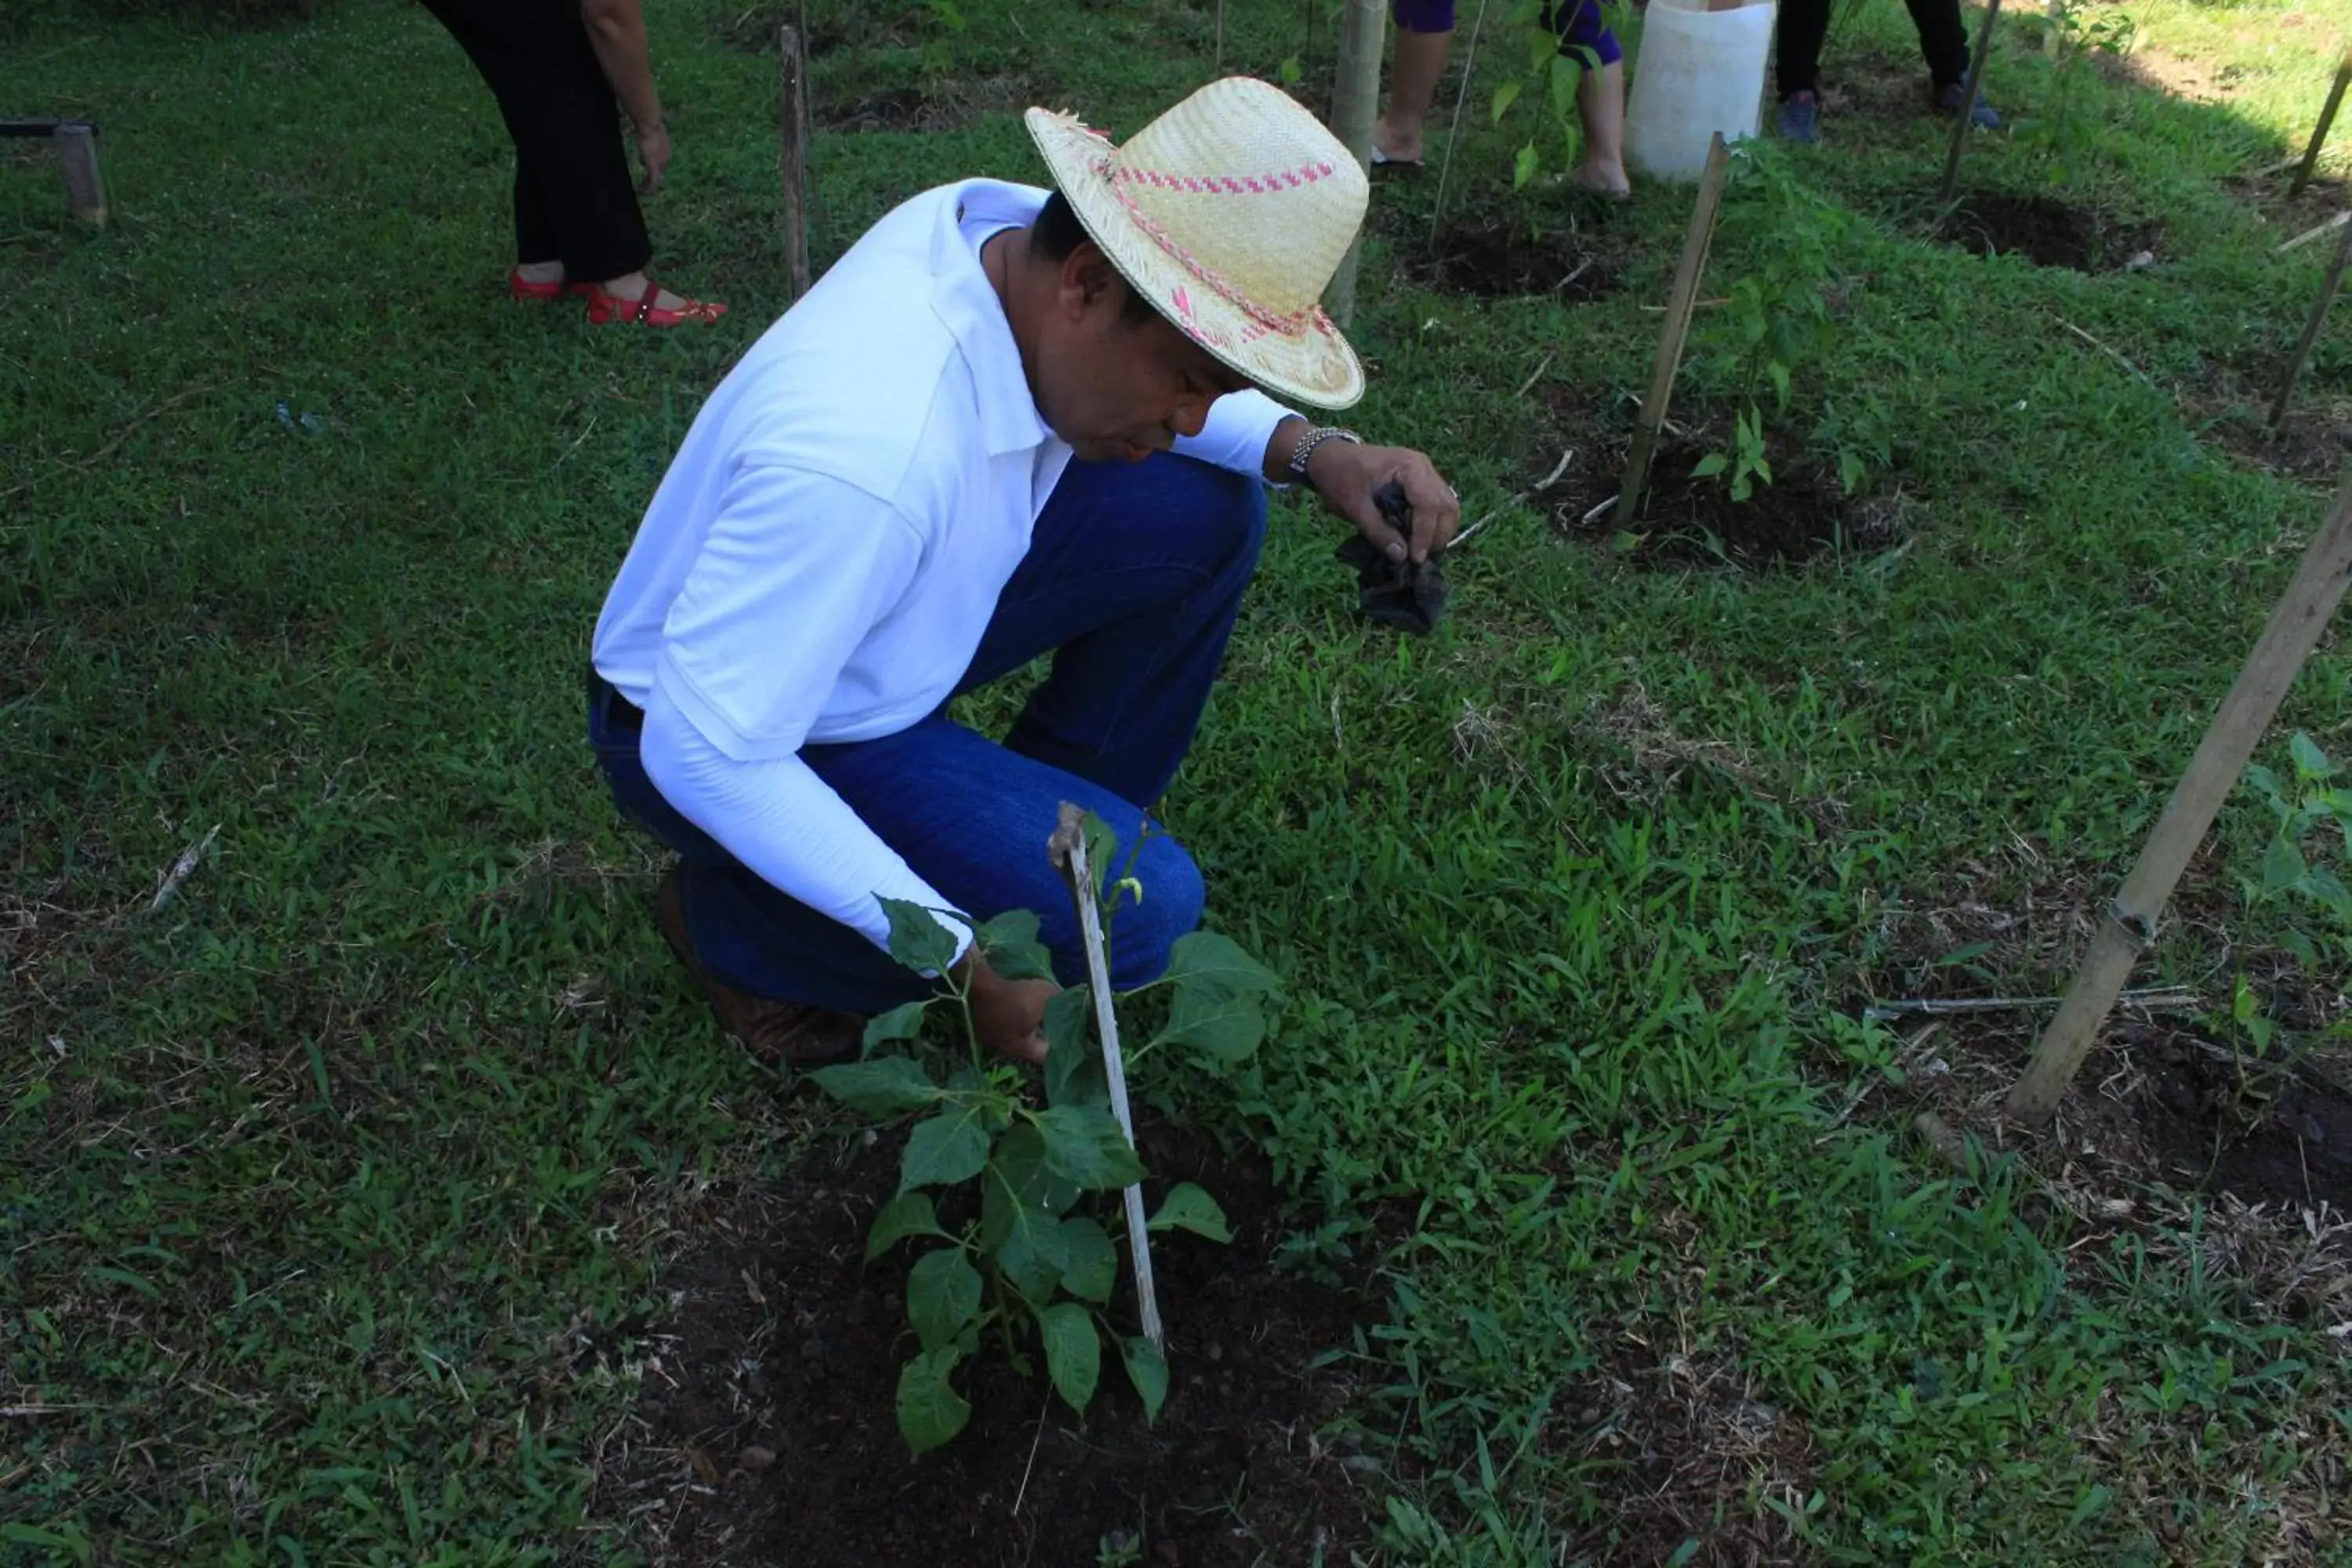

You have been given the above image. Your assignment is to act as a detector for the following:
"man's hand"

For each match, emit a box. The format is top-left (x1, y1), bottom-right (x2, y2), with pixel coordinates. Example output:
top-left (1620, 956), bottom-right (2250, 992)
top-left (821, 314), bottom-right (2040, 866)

top-left (633, 119), bottom-right (671, 195)
top-left (1299, 433), bottom-right (1461, 564)
top-left (961, 951), bottom-right (1055, 1065)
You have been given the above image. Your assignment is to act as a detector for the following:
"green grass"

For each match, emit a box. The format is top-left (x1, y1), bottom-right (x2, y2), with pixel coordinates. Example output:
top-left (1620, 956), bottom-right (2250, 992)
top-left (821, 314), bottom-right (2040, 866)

top-left (6, 0), bottom-right (2352, 1561)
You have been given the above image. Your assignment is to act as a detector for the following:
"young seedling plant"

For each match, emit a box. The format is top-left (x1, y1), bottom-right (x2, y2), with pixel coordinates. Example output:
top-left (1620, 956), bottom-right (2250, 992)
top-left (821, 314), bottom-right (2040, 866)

top-left (1691, 142), bottom-right (1861, 501)
top-left (806, 835), bottom-right (1282, 1457)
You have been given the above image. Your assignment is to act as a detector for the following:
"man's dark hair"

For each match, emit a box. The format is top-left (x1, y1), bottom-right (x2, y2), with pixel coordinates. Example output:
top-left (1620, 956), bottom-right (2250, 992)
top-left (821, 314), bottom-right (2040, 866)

top-left (1030, 189), bottom-right (1162, 327)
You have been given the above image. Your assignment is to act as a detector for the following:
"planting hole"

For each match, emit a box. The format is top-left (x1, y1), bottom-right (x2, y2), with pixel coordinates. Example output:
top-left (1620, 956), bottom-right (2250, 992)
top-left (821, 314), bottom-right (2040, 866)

top-left (591, 1123), bottom-right (1381, 1565)
top-left (1937, 191), bottom-right (2161, 272)
top-left (1414, 221), bottom-right (1617, 300)
top-left (1560, 437), bottom-right (1902, 572)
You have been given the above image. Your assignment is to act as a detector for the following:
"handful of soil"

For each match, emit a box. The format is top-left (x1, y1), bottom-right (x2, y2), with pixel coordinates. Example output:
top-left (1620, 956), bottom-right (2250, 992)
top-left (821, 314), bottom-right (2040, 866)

top-left (1333, 480), bottom-right (1451, 635)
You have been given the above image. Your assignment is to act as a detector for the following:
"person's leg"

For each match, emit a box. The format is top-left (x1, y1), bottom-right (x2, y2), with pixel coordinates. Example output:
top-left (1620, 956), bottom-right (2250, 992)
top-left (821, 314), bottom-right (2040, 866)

top-left (1774, 0), bottom-right (1830, 139)
top-left (954, 451), bottom-right (1271, 811)
top-left (1906, 0), bottom-right (1972, 89)
top-left (415, 0), bottom-right (563, 281)
top-left (1377, 1), bottom-right (1455, 165)
top-left (590, 686), bottom-right (1203, 1012)
top-left (495, 5), bottom-right (653, 287)
top-left (1552, 2), bottom-right (1628, 194)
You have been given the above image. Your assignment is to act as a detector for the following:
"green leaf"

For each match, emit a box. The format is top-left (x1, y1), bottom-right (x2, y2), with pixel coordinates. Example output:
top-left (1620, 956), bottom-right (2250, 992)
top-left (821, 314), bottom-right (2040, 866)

top-left (984, 1128), bottom-right (1078, 1301)
top-left (1034, 1105), bottom-right (1149, 1191)
top-left (1120, 1335), bottom-right (1169, 1424)
top-left (908, 1246), bottom-right (982, 1352)
top-left (896, 1347), bottom-right (971, 1455)
top-left (880, 895), bottom-right (961, 976)
top-left (809, 1055), bottom-right (940, 1119)
top-left (1150, 985), bottom-right (1266, 1067)
top-left (2260, 836), bottom-right (2308, 898)
top-left (900, 1102), bottom-right (996, 1192)
top-left (1690, 452), bottom-right (1730, 479)
top-left (1044, 985), bottom-right (1106, 1109)
top-left (863, 1000), bottom-right (930, 1051)
top-left (1147, 1182), bottom-right (1232, 1242)
top-left (867, 1192), bottom-right (946, 1261)
top-left (1548, 53), bottom-right (1579, 119)
top-left (1058, 1216), bottom-right (1118, 1302)
top-left (1512, 141), bottom-right (1540, 190)
top-left (2291, 731), bottom-right (2336, 782)
top-left (1163, 931), bottom-right (1279, 1003)
top-left (975, 909), bottom-right (1057, 984)
top-left (1038, 1301), bottom-right (1102, 1415)
top-left (1490, 78), bottom-right (1523, 122)
top-left (1839, 451), bottom-right (1866, 495)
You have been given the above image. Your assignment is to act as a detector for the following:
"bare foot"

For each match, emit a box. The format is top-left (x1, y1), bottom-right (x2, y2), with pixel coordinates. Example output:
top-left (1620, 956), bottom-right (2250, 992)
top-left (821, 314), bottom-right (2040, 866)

top-left (1373, 118), bottom-right (1423, 165)
top-left (514, 260), bottom-right (565, 285)
top-left (1570, 158), bottom-right (1632, 198)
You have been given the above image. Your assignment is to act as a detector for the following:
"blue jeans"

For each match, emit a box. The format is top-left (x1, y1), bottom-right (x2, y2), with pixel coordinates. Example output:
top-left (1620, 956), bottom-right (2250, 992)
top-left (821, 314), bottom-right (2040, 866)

top-left (588, 452), bottom-right (1270, 1014)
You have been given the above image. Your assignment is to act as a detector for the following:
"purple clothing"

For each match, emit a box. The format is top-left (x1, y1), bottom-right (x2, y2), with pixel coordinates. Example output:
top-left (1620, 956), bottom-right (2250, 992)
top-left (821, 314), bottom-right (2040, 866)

top-left (1392, 0), bottom-right (1622, 65)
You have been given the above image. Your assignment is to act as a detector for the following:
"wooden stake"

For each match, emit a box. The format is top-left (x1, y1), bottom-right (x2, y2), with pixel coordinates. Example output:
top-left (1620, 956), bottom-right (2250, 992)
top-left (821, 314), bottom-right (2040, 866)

top-left (1323, 0), bottom-right (1387, 328)
top-left (1047, 804), bottom-right (1164, 1353)
top-left (778, 24), bottom-right (813, 303)
top-left (2269, 209), bottom-right (2352, 432)
top-left (1937, 0), bottom-right (2004, 207)
top-left (54, 121), bottom-right (106, 227)
top-left (2289, 52), bottom-right (2352, 202)
top-left (1615, 132), bottom-right (1729, 530)
top-left (2281, 209), bottom-right (2350, 255)
top-left (1215, 0), bottom-right (1226, 73)
top-left (1431, 0), bottom-right (1492, 245)
top-left (2005, 471), bottom-right (2352, 1127)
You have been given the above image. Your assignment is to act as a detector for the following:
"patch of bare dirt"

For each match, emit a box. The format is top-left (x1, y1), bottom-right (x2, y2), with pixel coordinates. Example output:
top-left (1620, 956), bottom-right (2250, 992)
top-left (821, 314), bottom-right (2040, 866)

top-left (1404, 220), bottom-right (1621, 301)
top-left (1552, 1354), bottom-right (1819, 1567)
top-left (2184, 358), bottom-right (2352, 488)
top-left (1937, 191), bottom-right (2163, 272)
top-left (585, 1122), bottom-right (1381, 1566)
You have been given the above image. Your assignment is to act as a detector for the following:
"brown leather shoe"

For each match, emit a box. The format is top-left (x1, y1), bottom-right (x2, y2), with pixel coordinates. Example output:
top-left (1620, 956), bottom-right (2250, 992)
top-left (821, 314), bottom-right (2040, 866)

top-left (653, 868), bottom-right (864, 1068)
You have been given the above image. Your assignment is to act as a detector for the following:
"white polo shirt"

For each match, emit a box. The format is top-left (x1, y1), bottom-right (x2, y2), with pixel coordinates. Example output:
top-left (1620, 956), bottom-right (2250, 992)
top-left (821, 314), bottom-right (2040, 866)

top-left (590, 177), bottom-right (1297, 960)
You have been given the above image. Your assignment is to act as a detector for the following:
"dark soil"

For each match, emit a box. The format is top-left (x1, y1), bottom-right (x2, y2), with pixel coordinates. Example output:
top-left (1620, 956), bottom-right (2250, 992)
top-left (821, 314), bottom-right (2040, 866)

top-left (1937, 191), bottom-right (2162, 273)
top-left (1409, 220), bottom-right (1619, 301)
top-left (819, 83), bottom-right (935, 132)
top-left (2100, 1020), bottom-right (2352, 1213)
top-left (1559, 435), bottom-right (1901, 572)
top-left (1551, 1353), bottom-right (1818, 1566)
top-left (598, 1122), bottom-right (1381, 1566)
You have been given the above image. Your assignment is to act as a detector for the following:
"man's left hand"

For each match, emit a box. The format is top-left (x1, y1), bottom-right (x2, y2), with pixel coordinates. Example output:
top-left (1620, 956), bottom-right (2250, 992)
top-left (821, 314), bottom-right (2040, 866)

top-left (1304, 440), bottom-right (1461, 565)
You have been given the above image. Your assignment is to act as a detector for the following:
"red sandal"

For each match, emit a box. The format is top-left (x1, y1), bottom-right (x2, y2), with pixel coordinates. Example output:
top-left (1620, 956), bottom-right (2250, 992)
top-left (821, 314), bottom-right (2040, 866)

top-left (508, 267), bottom-right (585, 303)
top-left (581, 277), bottom-right (728, 326)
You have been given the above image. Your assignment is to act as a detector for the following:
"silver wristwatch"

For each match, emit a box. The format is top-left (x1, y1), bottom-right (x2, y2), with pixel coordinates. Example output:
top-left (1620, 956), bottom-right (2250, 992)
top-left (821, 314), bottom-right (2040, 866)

top-left (1286, 424), bottom-right (1362, 478)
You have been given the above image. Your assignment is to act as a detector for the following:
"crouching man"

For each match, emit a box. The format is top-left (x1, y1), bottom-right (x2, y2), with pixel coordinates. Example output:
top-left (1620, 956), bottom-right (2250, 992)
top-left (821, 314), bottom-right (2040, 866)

top-left (586, 77), bottom-right (1459, 1067)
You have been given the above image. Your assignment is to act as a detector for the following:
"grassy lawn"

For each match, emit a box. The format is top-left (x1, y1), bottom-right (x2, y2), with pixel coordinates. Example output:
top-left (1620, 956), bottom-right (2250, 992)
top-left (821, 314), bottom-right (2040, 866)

top-left (8, 0), bottom-right (2352, 1561)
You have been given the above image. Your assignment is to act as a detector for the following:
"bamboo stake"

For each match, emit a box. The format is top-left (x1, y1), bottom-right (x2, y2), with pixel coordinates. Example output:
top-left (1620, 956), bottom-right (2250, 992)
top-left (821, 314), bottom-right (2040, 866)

top-left (1047, 804), bottom-right (1163, 1353)
top-left (1937, 0), bottom-right (2005, 207)
top-left (2281, 209), bottom-right (2350, 255)
top-left (779, 24), bottom-right (813, 302)
top-left (1615, 132), bottom-right (1730, 530)
top-left (2043, 0), bottom-right (2064, 58)
top-left (54, 121), bottom-right (106, 227)
top-left (2289, 52), bottom-right (2352, 202)
top-left (1323, 0), bottom-right (1387, 328)
top-left (2269, 209), bottom-right (2352, 432)
top-left (2005, 471), bottom-right (2352, 1127)
top-left (1431, 0), bottom-right (1493, 245)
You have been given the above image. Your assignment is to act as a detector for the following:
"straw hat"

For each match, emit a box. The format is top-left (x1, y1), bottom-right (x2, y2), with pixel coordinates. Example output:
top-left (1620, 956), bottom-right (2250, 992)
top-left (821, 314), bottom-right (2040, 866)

top-left (1025, 77), bottom-right (1369, 410)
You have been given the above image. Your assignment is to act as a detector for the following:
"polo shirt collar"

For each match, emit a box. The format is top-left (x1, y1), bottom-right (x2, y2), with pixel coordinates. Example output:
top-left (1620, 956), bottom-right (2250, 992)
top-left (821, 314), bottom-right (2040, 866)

top-left (931, 180), bottom-right (1054, 459)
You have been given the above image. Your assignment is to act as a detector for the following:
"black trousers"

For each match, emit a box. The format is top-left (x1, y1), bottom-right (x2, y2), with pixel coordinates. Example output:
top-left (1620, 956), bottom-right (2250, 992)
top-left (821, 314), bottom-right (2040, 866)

top-left (418, 0), bottom-right (652, 280)
top-left (1776, 0), bottom-right (1972, 97)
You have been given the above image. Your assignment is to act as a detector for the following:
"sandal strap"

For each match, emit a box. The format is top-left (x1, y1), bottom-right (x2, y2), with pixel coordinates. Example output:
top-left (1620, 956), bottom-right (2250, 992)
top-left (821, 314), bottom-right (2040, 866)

top-left (633, 278), bottom-right (660, 324)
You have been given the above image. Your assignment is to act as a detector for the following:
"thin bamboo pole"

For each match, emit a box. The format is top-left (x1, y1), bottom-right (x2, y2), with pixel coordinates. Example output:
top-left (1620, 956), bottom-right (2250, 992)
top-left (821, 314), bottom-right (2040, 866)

top-left (2005, 472), bottom-right (2352, 1127)
top-left (2269, 209), bottom-right (2352, 432)
top-left (1048, 804), bottom-right (1163, 1352)
top-left (1323, 0), bottom-right (1387, 328)
top-left (1937, 0), bottom-right (2005, 206)
top-left (1616, 132), bottom-right (1730, 529)
top-left (2289, 52), bottom-right (2352, 202)
top-left (1431, 0), bottom-right (1493, 245)
top-left (779, 24), bottom-right (813, 301)
top-left (54, 122), bottom-right (106, 227)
